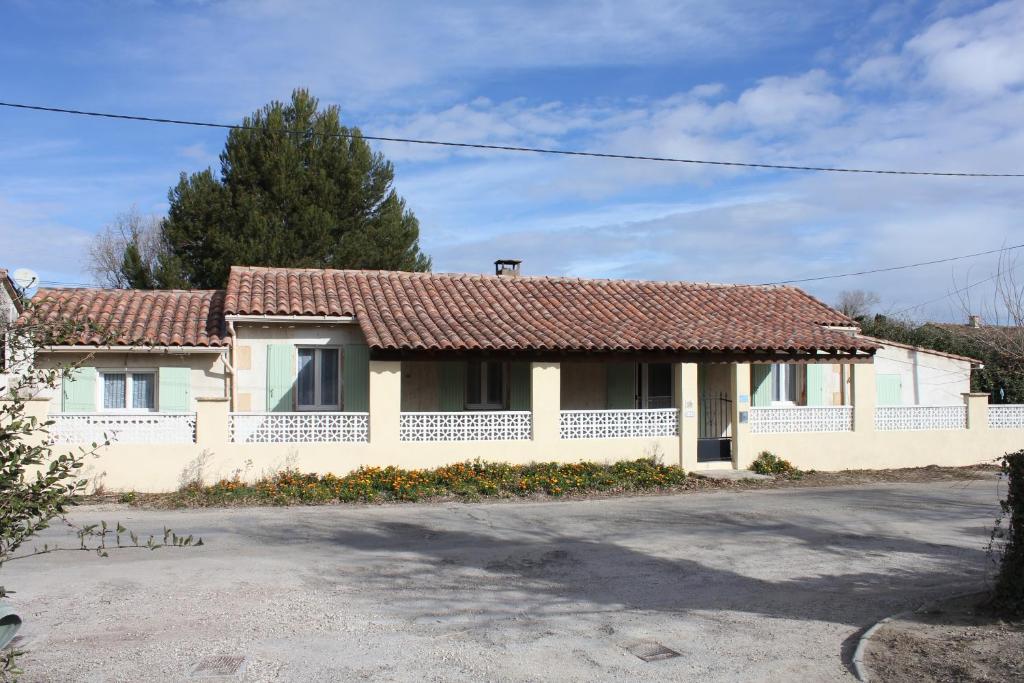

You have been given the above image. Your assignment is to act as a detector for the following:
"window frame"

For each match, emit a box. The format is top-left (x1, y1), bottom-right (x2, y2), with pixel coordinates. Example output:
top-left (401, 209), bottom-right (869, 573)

top-left (638, 362), bottom-right (674, 409)
top-left (770, 364), bottom-right (801, 406)
top-left (97, 369), bottom-right (158, 413)
top-left (295, 346), bottom-right (342, 411)
top-left (465, 360), bottom-right (506, 410)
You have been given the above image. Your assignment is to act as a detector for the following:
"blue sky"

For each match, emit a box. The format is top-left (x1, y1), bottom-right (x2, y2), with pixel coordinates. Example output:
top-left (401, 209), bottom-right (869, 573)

top-left (1, 0), bottom-right (1023, 321)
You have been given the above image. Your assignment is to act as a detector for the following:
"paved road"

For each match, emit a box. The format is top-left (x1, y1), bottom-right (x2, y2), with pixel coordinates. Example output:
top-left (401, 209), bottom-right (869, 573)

top-left (3, 479), bottom-right (1002, 681)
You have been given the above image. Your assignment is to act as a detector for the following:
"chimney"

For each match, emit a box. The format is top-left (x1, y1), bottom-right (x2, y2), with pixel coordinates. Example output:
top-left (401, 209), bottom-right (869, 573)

top-left (494, 259), bottom-right (522, 277)
top-left (968, 314), bottom-right (982, 328)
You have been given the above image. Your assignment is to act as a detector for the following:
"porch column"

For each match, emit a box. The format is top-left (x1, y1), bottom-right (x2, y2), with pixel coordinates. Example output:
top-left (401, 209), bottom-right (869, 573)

top-left (963, 392), bottom-right (990, 432)
top-left (730, 363), bottom-right (752, 469)
top-left (675, 363), bottom-right (699, 470)
top-left (196, 396), bottom-right (230, 448)
top-left (531, 362), bottom-right (561, 450)
top-left (851, 362), bottom-right (876, 433)
top-left (369, 360), bottom-right (402, 449)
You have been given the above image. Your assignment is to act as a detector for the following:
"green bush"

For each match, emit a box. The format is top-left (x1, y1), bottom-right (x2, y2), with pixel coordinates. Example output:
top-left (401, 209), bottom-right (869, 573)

top-left (750, 451), bottom-right (799, 476)
top-left (992, 450), bottom-right (1024, 617)
top-left (167, 458), bottom-right (688, 506)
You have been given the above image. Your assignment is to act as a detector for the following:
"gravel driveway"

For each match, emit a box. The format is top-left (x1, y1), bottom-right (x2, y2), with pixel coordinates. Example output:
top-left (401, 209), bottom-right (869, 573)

top-left (2, 478), bottom-right (1002, 681)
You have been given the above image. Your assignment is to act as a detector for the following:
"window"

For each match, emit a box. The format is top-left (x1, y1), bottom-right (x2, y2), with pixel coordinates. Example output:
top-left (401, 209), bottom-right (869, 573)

top-left (466, 360), bottom-right (504, 409)
top-left (770, 364), bottom-right (800, 405)
top-left (297, 347), bottom-right (340, 410)
top-left (101, 371), bottom-right (156, 411)
top-left (638, 363), bottom-right (674, 408)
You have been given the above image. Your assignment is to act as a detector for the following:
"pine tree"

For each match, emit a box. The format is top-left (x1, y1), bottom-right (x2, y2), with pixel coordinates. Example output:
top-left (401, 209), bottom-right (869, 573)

top-left (161, 89), bottom-right (430, 288)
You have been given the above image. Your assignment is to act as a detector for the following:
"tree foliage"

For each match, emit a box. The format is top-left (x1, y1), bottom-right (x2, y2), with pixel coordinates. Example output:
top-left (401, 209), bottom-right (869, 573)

top-left (992, 450), bottom-right (1024, 617)
top-left (160, 88), bottom-right (431, 288)
top-left (85, 207), bottom-right (182, 289)
top-left (835, 289), bottom-right (881, 319)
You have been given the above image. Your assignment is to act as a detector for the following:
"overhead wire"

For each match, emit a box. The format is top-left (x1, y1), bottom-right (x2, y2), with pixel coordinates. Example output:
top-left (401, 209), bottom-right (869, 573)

top-left (3, 100), bottom-right (1024, 177)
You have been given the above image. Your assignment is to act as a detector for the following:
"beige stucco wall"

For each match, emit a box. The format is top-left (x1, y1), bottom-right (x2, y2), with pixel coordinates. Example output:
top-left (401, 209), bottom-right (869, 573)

top-left (22, 359), bottom-right (1021, 493)
top-left (561, 361), bottom-right (606, 409)
top-left (37, 351), bottom-right (227, 412)
top-left (873, 343), bottom-right (972, 405)
top-left (233, 321), bottom-right (366, 412)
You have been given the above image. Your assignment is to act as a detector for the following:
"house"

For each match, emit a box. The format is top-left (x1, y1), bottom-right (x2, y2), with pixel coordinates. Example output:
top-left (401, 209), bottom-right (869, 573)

top-left (925, 316), bottom-right (1024, 403)
top-left (0, 268), bottom-right (25, 394)
top-left (19, 262), bottom-right (1024, 492)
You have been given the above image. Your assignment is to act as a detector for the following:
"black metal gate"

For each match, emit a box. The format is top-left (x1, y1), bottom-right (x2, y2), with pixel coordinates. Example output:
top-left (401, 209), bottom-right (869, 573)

top-left (698, 393), bottom-right (732, 463)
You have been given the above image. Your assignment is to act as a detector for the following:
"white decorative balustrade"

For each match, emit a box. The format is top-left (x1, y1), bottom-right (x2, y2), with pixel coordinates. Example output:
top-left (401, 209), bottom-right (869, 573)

top-left (560, 409), bottom-right (679, 440)
top-left (875, 405), bottom-right (967, 431)
top-left (989, 404), bottom-right (1024, 429)
top-left (748, 406), bottom-right (853, 434)
top-left (230, 412), bottom-right (369, 443)
top-left (400, 411), bottom-right (532, 442)
top-left (50, 413), bottom-right (196, 444)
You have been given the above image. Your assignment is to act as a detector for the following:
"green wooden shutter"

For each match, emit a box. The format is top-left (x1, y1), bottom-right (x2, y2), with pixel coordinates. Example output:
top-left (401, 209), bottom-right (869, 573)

top-left (508, 362), bottom-right (531, 410)
top-left (751, 365), bottom-right (772, 407)
top-left (266, 345), bottom-right (295, 412)
top-left (343, 344), bottom-right (370, 412)
top-left (158, 367), bottom-right (191, 412)
top-left (876, 374), bottom-right (903, 406)
top-left (805, 364), bottom-right (828, 406)
top-left (438, 361), bottom-right (467, 411)
top-left (62, 367), bottom-right (96, 412)
top-left (606, 362), bottom-right (636, 409)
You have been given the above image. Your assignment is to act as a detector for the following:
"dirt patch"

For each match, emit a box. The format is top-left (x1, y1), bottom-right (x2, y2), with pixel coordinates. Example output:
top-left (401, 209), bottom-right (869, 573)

top-left (864, 593), bottom-right (1024, 683)
top-left (74, 464), bottom-right (998, 509)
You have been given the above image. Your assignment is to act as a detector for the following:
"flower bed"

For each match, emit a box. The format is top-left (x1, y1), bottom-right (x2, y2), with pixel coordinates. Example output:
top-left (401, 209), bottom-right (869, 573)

top-left (171, 459), bottom-right (689, 506)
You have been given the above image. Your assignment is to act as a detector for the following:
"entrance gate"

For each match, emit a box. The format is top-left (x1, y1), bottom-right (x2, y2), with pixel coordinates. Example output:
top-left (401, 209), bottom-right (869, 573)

top-left (697, 393), bottom-right (733, 463)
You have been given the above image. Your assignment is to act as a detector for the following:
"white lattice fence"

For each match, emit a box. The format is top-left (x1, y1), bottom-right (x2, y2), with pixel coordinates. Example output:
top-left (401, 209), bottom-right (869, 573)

top-left (875, 406), bottom-right (967, 431)
top-left (748, 406), bottom-right (853, 434)
top-left (50, 413), bottom-right (196, 444)
top-left (560, 409), bottom-right (679, 439)
top-left (230, 412), bottom-right (369, 443)
top-left (400, 411), bottom-right (532, 442)
top-left (989, 405), bottom-right (1024, 429)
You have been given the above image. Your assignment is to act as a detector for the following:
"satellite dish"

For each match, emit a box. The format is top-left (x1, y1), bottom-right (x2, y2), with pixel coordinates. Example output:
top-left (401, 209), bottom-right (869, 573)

top-left (11, 268), bottom-right (39, 292)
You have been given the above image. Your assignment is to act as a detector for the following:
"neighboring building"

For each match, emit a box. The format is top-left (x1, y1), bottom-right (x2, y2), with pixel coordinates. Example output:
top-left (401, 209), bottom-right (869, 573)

top-left (17, 263), bottom-right (1024, 491)
top-left (860, 336), bottom-right (981, 406)
top-left (0, 268), bottom-right (25, 394)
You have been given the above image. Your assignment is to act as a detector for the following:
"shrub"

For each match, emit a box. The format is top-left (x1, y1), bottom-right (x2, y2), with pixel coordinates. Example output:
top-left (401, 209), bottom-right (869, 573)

top-left (166, 458), bottom-right (689, 506)
top-left (992, 450), bottom-right (1024, 617)
top-left (750, 451), bottom-right (799, 476)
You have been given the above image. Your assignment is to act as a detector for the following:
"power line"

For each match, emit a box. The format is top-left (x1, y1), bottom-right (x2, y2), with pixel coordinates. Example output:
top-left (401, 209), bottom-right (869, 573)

top-left (3, 100), bottom-right (1024, 177)
top-left (888, 264), bottom-right (1020, 317)
top-left (761, 243), bottom-right (1024, 286)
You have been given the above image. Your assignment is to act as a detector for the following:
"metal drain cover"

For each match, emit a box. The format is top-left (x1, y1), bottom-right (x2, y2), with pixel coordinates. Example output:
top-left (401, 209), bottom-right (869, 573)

top-left (625, 641), bottom-right (681, 662)
top-left (191, 655), bottom-right (246, 678)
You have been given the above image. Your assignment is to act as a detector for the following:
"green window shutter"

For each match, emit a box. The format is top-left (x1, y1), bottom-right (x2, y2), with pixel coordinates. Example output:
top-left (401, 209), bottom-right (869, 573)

top-left (62, 367), bottom-right (96, 412)
top-left (805, 364), bottom-right (828, 406)
top-left (751, 365), bottom-right (772, 407)
top-left (876, 374), bottom-right (903, 406)
top-left (158, 367), bottom-right (191, 412)
top-left (438, 361), bottom-right (467, 411)
top-left (343, 344), bottom-right (370, 412)
top-left (508, 362), bottom-right (531, 411)
top-left (606, 363), bottom-right (636, 409)
top-left (266, 345), bottom-right (295, 412)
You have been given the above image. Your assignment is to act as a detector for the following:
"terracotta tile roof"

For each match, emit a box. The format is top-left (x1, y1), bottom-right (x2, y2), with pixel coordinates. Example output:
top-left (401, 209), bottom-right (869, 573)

top-left (27, 288), bottom-right (227, 347)
top-left (226, 266), bottom-right (877, 354)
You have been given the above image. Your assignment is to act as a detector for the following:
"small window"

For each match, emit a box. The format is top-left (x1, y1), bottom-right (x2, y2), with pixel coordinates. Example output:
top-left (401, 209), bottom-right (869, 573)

top-left (770, 364), bottom-right (799, 405)
top-left (101, 371), bottom-right (156, 411)
top-left (636, 363), bottom-right (673, 409)
top-left (296, 347), bottom-right (340, 410)
top-left (466, 360), bottom-right (504, 409)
